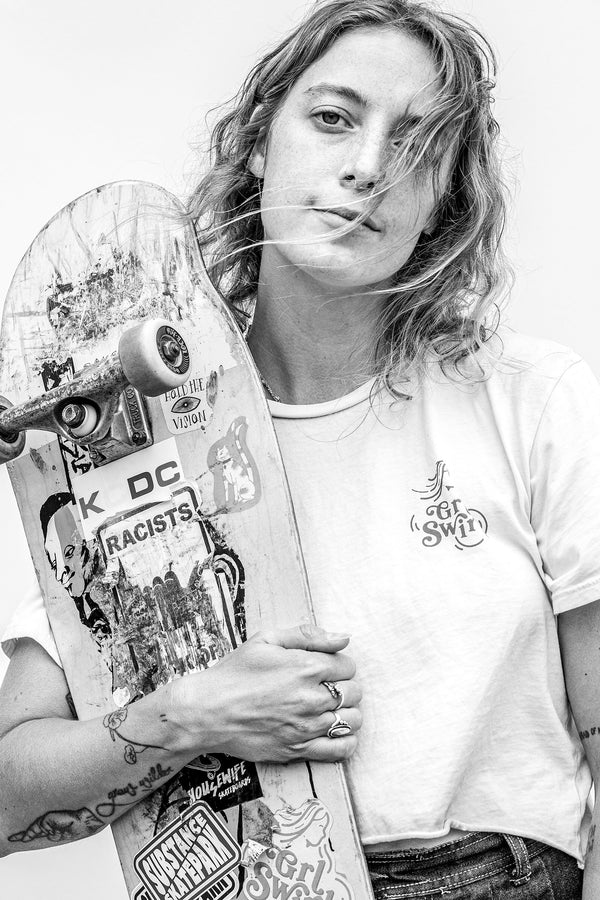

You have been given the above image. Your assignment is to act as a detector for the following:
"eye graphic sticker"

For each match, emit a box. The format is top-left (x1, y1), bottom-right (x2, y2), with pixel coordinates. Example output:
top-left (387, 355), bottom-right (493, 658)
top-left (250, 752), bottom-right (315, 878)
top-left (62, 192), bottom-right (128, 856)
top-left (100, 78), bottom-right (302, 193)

top-left (171, 396), bottom-right (201, 415)
top-left (410, 461), bottom-right (488, 550)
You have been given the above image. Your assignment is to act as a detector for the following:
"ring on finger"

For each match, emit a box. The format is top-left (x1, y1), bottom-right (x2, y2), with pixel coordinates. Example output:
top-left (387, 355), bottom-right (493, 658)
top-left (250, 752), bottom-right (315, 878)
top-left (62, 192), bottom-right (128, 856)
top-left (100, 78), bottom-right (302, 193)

top-left (322, 680), bottom-right (344, 711)
top-left (327, 712), bottom-right (352, 739)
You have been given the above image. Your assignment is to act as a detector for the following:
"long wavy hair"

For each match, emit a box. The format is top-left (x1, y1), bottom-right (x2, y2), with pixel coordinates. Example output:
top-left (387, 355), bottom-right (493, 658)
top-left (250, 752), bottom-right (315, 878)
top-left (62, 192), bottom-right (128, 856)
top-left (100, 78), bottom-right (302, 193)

top-left (187, 0), bottom-right (512, 387)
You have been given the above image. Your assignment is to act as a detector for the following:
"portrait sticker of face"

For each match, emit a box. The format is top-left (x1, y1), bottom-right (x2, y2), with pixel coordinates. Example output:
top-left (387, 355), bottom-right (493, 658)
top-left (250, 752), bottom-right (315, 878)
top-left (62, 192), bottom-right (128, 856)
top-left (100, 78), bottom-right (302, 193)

top-left (41, 493), bottom-right (95, 600)
top-left (39, 492), bottom-right (110, 646)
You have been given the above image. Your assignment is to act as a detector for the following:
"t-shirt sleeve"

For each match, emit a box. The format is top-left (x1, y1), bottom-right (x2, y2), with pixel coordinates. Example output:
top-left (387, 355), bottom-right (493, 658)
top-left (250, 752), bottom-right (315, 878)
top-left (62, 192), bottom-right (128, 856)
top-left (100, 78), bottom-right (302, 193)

top-left (530, 356), bottom-right (600, 614)
top-left (1, 576), bottom-right (63, 667)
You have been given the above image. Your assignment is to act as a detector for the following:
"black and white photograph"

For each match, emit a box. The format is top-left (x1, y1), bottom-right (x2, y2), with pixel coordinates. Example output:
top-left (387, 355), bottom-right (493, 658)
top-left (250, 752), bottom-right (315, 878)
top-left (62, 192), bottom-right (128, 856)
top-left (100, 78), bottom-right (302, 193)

top-left (1, 1), bottom-right (599, 898)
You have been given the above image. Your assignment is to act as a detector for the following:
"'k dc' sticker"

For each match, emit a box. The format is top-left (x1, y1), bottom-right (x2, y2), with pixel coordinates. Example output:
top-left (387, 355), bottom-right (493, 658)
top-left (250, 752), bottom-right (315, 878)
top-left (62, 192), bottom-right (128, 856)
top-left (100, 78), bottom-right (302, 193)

top-left (133, 801), bottom-right (241, 900)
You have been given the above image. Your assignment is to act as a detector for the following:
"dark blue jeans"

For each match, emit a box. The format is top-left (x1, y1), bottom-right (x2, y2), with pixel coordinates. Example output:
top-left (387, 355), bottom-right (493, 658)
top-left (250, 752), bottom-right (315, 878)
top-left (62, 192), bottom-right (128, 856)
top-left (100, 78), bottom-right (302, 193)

top-left (366, 832), bottom-right (583, 899)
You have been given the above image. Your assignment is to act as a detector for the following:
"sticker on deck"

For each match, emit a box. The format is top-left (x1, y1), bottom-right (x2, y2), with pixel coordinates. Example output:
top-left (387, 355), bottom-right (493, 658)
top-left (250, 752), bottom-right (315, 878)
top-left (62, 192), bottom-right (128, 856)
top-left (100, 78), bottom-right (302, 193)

top-left (73, 438), bottom-right (184, 540)
top-left (131, 873), bottom-right (237, 900)
top-left (241, 798), bottom-right (355, 900)
top-left (181, 752), bottom-right (263, 812)
top-left (133, 801), bottom-right (241, 900)
top-left (158, 319), bottom-right (237, 436)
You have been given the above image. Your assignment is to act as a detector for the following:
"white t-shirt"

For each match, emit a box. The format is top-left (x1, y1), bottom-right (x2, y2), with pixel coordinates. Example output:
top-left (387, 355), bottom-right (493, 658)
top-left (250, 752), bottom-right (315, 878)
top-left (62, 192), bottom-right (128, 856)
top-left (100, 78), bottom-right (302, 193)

top-left (3, 328), bottom-right (599, 863)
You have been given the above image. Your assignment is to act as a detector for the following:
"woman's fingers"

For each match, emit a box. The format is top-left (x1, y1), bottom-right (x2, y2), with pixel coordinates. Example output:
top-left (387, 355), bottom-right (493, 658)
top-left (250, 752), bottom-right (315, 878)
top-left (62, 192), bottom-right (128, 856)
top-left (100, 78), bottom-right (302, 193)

top-left (288, 734), bottom-right (360, 763)
top-left (314, 706), bottom-right (363, 740)
top-left (281, 705), bottom-right (362, 746)
top-left (256, 624), bottom-right (350, 654)
top-left (319, 679), bottom-right (362, 711)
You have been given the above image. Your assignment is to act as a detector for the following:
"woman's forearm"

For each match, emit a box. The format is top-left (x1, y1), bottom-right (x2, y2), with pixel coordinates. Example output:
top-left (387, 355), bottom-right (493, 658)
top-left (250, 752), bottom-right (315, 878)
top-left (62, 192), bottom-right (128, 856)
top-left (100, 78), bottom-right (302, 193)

top-left (0, 624), bottom-right (361, 856)
top-left (583, 803), bottom-right (600, 899)
top-left (0, 684), bottom-right (192, 856)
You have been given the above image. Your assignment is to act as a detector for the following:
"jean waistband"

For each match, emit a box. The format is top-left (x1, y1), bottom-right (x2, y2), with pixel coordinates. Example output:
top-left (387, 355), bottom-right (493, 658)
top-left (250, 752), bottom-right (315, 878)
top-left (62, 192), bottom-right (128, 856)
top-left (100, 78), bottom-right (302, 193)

top-left (365, 831), bottom-right (547, 889)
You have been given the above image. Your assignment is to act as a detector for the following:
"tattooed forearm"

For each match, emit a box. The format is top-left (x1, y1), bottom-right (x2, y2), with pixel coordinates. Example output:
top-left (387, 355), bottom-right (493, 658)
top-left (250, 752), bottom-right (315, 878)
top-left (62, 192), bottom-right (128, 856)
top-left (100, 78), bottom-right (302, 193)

top-left (103, 707), bottom-right (168, 764)
top-left (579, 727), bottom-right (600, 741)
top-left (96, 763), bottom-right (173, 818)
top-left (8, 807), bottom-right (103, 844)
top-left (586, 824), bottom-right (597, 864)
top-left (8, 763), bottom-right (173, 844)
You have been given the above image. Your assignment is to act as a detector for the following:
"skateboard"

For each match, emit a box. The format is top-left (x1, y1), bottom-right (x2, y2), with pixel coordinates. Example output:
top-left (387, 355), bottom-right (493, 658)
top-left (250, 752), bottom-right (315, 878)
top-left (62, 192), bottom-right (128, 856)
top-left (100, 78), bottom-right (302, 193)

top-left (0, 182), bottom-right (373, 899)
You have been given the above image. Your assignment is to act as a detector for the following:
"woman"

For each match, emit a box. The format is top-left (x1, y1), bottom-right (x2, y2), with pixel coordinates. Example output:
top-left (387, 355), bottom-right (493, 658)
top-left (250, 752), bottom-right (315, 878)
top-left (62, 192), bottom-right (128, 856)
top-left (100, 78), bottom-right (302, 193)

top-left (1, 1), bottom-right (599, 898)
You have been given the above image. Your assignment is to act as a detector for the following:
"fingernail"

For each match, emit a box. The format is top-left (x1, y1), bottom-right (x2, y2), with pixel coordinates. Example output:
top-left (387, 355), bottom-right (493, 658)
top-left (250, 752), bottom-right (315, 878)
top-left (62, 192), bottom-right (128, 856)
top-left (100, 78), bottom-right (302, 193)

top-left (326, 631), bottom-right (350, 639)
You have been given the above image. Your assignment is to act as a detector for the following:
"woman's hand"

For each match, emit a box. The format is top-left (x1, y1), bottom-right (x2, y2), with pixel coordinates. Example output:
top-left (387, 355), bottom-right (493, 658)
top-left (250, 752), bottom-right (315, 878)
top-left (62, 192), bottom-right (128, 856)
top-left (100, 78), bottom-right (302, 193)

top-left (168, 623), bottom-right (362, 763)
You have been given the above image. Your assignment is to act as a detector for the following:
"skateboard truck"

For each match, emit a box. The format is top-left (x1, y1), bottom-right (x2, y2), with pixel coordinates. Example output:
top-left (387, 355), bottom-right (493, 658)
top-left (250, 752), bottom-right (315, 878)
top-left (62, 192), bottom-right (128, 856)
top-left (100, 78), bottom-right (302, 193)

top-left (0, 318), bottom-right (190, 466)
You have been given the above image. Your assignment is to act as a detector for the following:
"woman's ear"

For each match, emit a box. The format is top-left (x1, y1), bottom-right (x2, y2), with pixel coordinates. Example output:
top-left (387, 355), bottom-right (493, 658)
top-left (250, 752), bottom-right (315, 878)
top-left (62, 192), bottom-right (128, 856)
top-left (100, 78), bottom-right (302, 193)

top-left (247, 105), bottom-right (267, 178)
top-left (248, 139), bottom-right (266, 178)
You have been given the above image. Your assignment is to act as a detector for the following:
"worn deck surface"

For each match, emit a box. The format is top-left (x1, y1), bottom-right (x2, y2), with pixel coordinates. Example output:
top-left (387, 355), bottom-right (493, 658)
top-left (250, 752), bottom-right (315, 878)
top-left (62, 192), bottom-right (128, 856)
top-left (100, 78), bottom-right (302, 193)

top-left (0, 182), bottom-right (371, 899)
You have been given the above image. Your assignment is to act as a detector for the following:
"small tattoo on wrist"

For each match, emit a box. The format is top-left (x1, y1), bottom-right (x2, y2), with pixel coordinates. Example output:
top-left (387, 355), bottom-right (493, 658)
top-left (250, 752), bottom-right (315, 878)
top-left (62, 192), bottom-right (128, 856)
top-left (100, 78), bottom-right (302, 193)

top-left (103, 707), bottom-right (168, 764)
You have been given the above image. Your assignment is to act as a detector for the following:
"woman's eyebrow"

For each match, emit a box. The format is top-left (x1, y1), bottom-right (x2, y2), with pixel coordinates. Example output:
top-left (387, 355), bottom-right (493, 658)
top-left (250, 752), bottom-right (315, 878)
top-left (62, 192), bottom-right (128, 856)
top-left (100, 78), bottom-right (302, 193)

top-left (303, 82), bottom-right (368, 107)
top-left (303, 82), bottom-right (424, 126)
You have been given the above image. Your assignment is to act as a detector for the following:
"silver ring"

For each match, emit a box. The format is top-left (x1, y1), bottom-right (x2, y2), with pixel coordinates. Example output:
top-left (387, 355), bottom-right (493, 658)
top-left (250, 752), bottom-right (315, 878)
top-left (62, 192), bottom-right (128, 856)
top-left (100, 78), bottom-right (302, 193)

top-left (327, 713), bottom-right (352, 739)
top-left (322, 681), bottom-right (344, 711)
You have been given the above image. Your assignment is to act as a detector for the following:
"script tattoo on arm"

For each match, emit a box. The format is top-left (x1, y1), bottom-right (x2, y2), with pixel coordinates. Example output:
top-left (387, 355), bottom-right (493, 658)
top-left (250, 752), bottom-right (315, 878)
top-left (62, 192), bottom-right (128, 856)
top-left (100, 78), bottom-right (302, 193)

top-left (103, 707), bottom-right (169, 764)
top-left (95, 763), bottom-right (173, 817)
top-left (579, 726), bottom-right (600, 741)
top-left (8, 763), bottom-right (173, 845)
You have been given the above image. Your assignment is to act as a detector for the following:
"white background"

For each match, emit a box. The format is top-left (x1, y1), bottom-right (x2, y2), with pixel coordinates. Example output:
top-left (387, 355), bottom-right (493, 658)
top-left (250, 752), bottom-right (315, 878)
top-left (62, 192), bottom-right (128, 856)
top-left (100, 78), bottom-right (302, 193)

top-left (1, 0), bottom-right (598, 896)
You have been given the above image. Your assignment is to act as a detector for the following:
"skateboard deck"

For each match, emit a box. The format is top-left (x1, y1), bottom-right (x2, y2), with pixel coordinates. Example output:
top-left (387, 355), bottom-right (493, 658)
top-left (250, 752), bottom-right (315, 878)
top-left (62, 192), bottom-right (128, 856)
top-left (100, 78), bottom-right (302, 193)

top-left (0, 181), bottom-right (373, 899)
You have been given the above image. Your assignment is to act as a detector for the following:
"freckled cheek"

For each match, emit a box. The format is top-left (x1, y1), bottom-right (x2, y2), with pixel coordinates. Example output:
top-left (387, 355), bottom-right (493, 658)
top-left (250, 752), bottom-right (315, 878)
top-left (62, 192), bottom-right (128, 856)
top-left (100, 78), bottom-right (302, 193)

top-left (264, 124), bottom-right (339, 200)
top-left (386, 186), bottom-right (436, 235)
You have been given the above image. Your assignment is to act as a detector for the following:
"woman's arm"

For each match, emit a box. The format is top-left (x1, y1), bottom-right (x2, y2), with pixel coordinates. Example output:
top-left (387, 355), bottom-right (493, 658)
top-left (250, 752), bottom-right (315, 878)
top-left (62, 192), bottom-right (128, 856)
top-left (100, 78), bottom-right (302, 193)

top-left (558, 599), bottom-right (600, 898)
top-left (0, 625), bottom-right (361, 856)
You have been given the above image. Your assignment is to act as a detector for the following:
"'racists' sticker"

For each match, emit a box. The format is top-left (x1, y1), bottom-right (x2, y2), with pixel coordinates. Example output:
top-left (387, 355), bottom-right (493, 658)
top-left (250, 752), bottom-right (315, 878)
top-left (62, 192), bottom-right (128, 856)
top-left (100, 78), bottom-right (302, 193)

top-left (133, 801), bottom-right (241, 900)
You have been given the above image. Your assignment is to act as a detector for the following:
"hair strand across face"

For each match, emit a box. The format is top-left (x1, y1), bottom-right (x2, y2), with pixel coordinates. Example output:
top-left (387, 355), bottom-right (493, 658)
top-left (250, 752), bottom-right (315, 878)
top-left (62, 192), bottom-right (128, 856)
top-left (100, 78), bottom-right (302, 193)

top-left (187, 0), bottom-right (512, 388)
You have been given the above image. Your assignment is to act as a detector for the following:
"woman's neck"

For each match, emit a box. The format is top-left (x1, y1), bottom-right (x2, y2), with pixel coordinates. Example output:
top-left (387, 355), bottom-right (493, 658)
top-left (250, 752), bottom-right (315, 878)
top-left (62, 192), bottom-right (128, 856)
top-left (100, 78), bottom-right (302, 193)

top-left (247, 265), bottom-right (386, 405)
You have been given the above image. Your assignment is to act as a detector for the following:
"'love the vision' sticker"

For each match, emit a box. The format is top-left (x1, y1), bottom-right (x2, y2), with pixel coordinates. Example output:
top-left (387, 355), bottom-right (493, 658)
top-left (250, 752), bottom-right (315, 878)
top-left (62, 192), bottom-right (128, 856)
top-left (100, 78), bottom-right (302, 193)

top-left (133, 801), bottom-right (241, 900)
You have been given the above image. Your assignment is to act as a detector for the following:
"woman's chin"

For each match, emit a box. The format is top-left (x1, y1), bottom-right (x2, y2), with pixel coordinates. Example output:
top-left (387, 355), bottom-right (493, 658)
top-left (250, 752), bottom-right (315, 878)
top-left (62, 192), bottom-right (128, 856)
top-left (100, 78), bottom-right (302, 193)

top-left (300, 258), bottom-right (393, 292)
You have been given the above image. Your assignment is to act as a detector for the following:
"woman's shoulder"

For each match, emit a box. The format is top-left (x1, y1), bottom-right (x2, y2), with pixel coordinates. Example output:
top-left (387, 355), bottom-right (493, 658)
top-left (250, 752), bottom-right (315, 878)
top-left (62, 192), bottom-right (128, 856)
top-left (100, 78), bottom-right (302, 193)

top-left (472, 326), bottom-right (600, 425)
top-left (491, 325), bottom-right (582, 376)
top-left (476, 325), bottom-right (593, 400)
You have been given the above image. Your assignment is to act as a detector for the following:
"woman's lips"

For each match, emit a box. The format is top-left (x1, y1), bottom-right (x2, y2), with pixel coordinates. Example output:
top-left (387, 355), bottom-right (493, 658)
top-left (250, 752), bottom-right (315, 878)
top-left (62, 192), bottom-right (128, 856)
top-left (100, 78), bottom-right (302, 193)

top-left (314, 207), bottom-right (381, 232)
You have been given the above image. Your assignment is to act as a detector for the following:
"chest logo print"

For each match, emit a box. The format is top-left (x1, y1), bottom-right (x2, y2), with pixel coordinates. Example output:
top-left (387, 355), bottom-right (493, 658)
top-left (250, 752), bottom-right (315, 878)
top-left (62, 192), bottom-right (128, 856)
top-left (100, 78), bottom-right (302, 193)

top-left (410, 460), bottom-right (488, 550)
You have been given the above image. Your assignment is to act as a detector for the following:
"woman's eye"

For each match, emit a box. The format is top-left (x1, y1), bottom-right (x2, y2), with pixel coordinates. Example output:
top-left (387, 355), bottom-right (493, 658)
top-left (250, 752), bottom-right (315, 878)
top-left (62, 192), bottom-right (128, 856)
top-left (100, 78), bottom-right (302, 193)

top-left (316, 110), bottom-right (348, 127)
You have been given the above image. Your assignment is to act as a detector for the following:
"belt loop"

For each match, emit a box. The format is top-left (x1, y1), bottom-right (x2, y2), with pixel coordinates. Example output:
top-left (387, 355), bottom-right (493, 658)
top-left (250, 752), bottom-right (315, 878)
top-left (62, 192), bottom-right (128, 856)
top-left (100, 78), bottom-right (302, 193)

top-left (502, 833), bottom-right (532, 885)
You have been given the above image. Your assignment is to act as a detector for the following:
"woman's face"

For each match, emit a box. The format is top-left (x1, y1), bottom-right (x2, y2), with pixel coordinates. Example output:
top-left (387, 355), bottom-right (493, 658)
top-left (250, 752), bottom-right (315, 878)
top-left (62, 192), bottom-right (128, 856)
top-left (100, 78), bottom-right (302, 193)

top-left (250, 27), bottom-right (444, 293)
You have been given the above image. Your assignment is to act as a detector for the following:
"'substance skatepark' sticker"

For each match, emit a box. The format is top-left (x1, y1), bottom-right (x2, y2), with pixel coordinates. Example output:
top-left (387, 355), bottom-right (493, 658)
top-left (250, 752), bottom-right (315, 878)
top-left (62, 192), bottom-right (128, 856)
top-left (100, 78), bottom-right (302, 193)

top-left (133, 801), bottom-right (241, 900)
top-left (132, 874), bottom-right (237, 900)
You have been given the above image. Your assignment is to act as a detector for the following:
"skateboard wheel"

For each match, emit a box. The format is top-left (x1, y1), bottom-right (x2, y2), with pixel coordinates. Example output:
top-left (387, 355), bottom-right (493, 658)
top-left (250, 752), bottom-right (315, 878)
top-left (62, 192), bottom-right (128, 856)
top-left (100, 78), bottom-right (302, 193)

top-left (119, 319), bottom-right (190, 397)
top-left (0, 396), bottom-right (26, 463)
